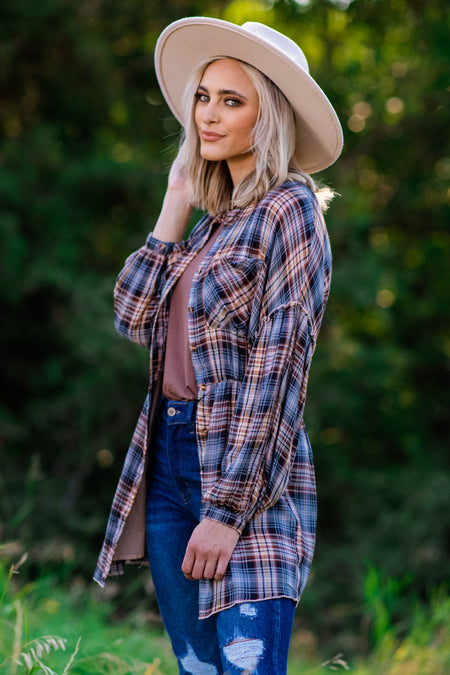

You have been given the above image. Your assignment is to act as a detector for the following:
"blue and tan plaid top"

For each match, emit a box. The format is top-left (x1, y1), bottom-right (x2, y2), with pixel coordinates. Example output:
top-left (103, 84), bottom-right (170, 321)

top-left (94, 181), bottom-right (332, 618)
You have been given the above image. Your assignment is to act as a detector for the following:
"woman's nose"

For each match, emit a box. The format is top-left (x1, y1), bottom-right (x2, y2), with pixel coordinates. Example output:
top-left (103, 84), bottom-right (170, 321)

top-left (202, 101), bottom-right (219, 124)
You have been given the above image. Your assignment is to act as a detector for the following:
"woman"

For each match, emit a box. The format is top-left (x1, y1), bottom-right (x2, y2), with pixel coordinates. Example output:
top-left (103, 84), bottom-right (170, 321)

top-left (95, 17), bottom-right (342, 674)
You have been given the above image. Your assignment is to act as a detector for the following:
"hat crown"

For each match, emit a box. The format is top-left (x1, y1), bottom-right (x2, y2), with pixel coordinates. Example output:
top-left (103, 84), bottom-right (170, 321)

top-left (241, 22), bottom-right (309, 74)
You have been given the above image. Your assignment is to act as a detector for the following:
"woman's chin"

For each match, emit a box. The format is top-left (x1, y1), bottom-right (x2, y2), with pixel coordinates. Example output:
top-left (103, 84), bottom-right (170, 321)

top-left (200, 151), bottom-right (223, 162)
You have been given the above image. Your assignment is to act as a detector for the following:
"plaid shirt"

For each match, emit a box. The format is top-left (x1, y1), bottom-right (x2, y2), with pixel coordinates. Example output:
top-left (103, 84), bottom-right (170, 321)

top-left (94, 181), bottom-right (332, 618)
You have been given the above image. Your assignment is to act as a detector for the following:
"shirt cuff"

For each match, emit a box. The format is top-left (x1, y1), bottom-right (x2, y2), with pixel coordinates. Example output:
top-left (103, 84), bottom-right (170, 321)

top-left (145, 233), bottom-right (176, 254)
top-left (203, 502), bottom-right (247, 534)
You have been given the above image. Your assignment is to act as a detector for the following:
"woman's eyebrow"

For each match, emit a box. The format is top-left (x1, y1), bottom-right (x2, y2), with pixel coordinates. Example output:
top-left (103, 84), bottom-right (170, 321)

top-left (197, 84), bottom-right (248, 100)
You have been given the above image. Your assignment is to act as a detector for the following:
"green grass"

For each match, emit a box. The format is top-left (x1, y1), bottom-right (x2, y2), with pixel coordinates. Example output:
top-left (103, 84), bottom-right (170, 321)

top-left (0, 556), bottom-right (448, 674)
top-left (288, 586), bottom-right (450, 674)
top-left (0, 557), bottom-right (176, 675)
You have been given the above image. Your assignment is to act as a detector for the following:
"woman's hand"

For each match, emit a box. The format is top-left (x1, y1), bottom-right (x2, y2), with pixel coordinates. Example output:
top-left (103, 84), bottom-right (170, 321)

top-left (152, 146), bottom-right (193, 242)
top-left (182, 518), bottom-right (240, 581)
top-left (166, 147), bottom-right (191, 199)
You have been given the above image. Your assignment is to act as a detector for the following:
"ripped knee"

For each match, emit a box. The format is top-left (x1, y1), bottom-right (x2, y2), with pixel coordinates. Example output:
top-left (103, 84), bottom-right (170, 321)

top-left (223, 637), bottom-right (264, 673)
top-left (180, 643), bottom-right (218, 675)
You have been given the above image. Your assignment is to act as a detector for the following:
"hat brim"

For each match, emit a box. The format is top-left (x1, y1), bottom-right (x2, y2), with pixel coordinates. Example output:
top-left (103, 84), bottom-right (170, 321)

top-left (155, 17), bottom-right (343, 173)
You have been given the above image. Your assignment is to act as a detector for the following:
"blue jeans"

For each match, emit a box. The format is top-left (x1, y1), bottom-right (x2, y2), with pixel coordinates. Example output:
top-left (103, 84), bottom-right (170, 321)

top-left (145, 397), bottom-right (295, 674)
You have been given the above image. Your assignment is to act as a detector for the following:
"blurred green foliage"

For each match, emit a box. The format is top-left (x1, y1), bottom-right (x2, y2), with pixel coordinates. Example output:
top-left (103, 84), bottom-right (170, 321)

top-left (1, 559), bottom-right (449, 672)
top-left (1, 0), bottom-right (449, 656)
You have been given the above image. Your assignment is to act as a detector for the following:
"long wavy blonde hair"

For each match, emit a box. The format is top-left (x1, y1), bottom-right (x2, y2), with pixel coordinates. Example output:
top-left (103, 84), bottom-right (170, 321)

top-left (178, 57), bottom-right (333, 215)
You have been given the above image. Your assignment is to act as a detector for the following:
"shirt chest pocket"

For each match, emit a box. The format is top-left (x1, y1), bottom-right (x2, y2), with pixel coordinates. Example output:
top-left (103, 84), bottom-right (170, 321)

top-left (201, 254), bottom-right (264, 333)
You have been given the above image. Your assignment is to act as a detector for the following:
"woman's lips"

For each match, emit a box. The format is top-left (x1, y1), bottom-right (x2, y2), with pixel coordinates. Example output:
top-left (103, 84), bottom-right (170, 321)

top-left (200, 131), bottom-right (225, 141)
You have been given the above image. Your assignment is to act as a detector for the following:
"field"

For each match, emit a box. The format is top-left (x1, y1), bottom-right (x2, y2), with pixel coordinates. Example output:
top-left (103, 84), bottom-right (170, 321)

top-left (1, 557), bottom-right (448, 675)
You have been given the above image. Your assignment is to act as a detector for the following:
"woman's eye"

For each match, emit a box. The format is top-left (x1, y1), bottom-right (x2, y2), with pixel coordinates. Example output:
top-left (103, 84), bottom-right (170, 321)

top-left (195, 93), bottom-right (209, 103)
top-left (225, 97), bottom-right (241, 107)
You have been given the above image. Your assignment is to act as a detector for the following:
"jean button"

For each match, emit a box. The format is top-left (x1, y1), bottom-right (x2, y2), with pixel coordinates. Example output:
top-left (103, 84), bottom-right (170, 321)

top-left (167, 407), bottom-right (177, 417)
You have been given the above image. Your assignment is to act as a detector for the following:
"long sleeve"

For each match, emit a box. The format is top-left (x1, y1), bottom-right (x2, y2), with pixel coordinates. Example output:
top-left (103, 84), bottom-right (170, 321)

top-left (203, 306), bottom-right (313, 532)
top-left (202, 190), bottom-right (328, 532)
top-left (114, 234), bottom-right (176, 347)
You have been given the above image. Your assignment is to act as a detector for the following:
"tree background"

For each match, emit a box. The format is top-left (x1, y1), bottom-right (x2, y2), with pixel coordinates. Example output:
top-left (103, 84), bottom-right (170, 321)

top-left (1, 0), bottom-right (448, 659)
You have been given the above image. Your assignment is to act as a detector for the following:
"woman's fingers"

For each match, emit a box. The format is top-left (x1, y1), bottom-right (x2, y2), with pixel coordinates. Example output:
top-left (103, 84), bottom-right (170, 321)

top-left (214, 554), bottom-right (229, 581)
top-left (202, 556), bottom-right (219, 580)
top-left (167, 144), bottom-right (191, 197)
top-left (181, 518), bottom-right (240, 581)
top-left (181, 547), bottom-right (196, 580)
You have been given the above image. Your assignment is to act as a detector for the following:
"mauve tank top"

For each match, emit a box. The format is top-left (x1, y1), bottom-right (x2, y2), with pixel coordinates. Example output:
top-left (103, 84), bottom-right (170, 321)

top-left (162, 223), bottom-right (224, 401)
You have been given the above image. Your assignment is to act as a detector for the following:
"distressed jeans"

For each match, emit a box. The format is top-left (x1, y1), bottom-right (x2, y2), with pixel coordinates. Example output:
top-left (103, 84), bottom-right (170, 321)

top-left (145, 397), bottom-right (295, 675)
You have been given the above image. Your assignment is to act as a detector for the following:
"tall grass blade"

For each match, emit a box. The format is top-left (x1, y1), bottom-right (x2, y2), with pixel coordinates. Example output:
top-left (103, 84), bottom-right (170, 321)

top-left (11, 600), bottom-right (23, 675)
top-left (62, 637), bottom-right (82, 674)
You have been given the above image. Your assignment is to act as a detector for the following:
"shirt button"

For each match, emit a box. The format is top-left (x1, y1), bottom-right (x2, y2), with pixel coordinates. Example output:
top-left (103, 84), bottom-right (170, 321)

top-left (167, 407), bottom-right (177, 417)
top-left (190, 345), bottom-right (197, 352)
top-left (188, 306), bottom-right (194, 314)
top-left (199, 384), bottom-right (207, 391)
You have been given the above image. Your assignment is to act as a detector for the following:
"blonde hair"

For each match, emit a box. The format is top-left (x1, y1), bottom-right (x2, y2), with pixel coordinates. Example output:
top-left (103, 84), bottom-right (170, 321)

top-left (178, 57), bottom-right (334, 215)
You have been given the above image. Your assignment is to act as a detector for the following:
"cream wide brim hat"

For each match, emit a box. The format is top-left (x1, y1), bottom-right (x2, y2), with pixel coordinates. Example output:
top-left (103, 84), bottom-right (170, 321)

top-left (154, 17), bottom-right (343, 174)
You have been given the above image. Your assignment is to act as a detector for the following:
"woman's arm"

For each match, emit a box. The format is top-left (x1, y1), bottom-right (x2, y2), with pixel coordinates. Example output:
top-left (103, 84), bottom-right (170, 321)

top-left (152, 150), bottom-right (193, 242)
top-left (113, 151), bottom-right (193, 346)
top-left (180, 308), bottom-right (312, 582)
top-left (182, 187), bottom-right (329, 581)
top-left (201, 188), bottom-right (329, 531)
